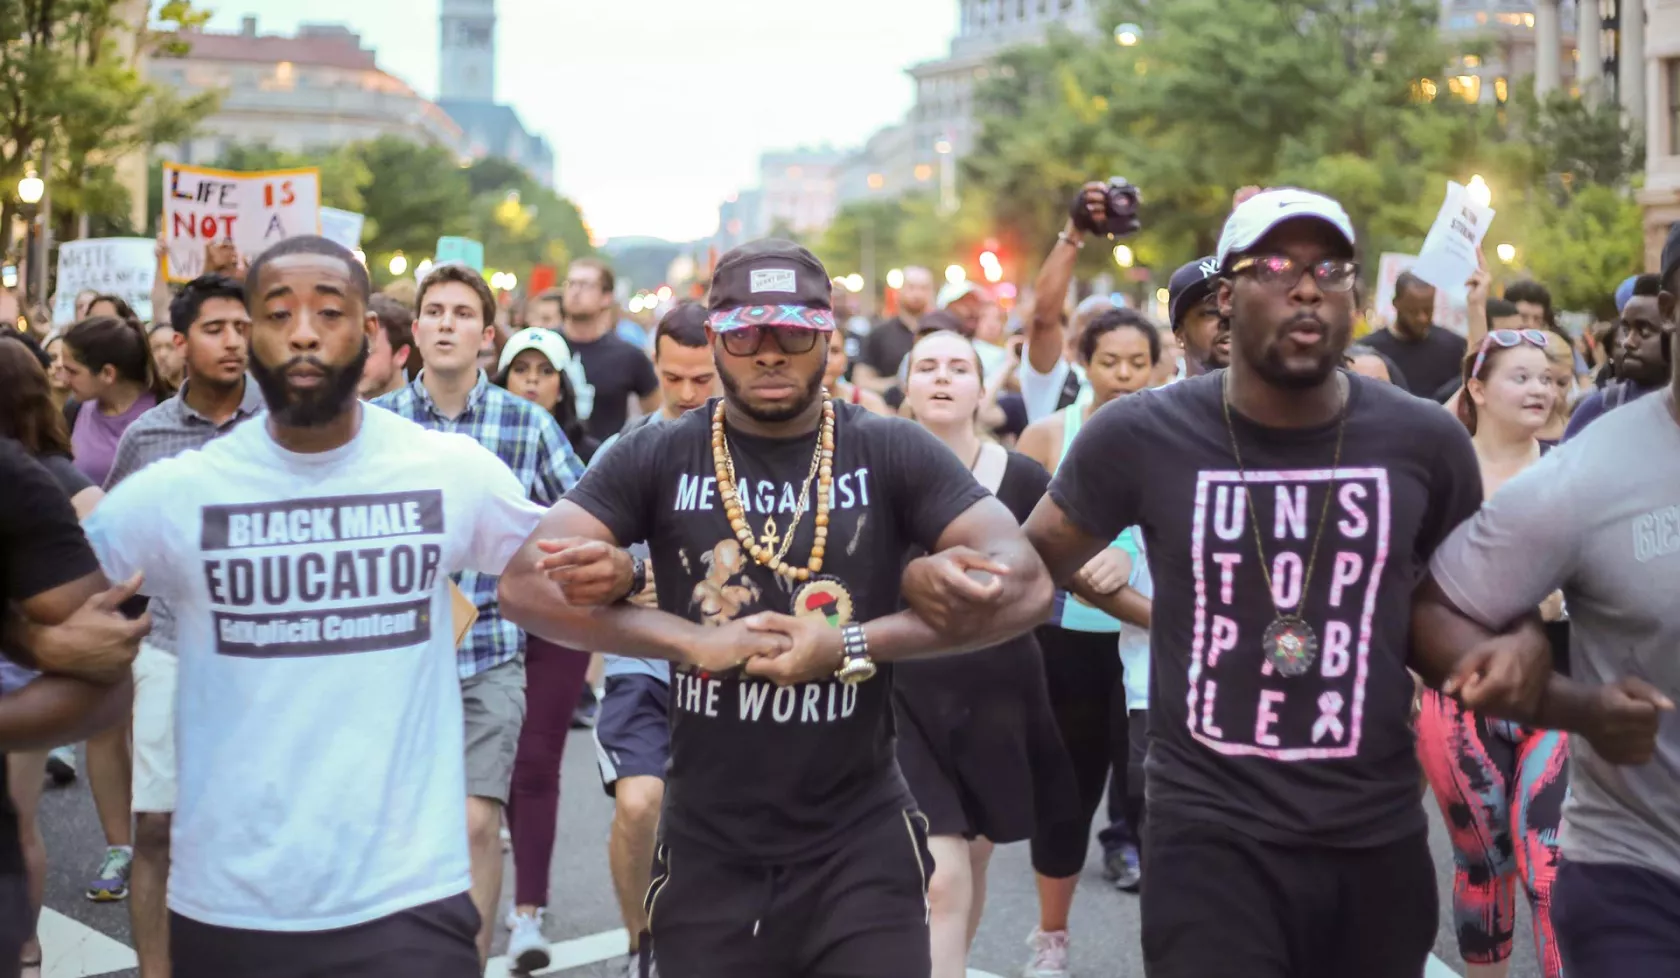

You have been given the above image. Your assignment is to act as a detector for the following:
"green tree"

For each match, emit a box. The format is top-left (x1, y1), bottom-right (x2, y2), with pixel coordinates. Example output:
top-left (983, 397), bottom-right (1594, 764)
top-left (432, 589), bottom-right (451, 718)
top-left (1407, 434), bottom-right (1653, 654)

top-left (0, 0), bottom-right (218, 245)
top-left (1505, 184), bottom-right (1642, 319)
top-left (966, 0), bottom-right (1508, 278)
top-left (461, 157), bottom-right (592, 275)
top-left (353, 136), bottom-right (472, 276)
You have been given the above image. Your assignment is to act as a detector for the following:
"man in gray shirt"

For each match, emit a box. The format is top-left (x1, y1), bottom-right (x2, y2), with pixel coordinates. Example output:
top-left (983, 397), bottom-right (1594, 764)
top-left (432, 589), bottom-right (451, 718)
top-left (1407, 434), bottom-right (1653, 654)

top-left (1420, 366), bottom-right (1679, 976)
top-left (102, 273), bottom-right (260, 978)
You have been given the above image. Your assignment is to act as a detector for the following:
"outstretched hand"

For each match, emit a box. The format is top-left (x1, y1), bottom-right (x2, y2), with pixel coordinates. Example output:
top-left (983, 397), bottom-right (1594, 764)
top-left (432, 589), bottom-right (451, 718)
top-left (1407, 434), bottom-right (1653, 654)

top-left (32, 572), bottom-right (150, 682)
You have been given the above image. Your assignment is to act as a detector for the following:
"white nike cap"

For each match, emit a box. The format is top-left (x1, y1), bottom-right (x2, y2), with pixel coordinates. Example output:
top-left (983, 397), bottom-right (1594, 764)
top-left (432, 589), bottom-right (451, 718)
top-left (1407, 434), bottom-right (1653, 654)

top-left (497, 327), bottom-right (572, 377)
top-left (1215, 188), bottom-right (1356, 271)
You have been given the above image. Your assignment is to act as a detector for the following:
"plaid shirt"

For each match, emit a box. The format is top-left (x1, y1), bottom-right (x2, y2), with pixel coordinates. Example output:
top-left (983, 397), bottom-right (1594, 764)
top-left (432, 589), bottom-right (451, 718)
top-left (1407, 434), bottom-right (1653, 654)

top-left (104, 378), bottom-right (268, 654)
top-left (374, 372), bottom-right (584, 678)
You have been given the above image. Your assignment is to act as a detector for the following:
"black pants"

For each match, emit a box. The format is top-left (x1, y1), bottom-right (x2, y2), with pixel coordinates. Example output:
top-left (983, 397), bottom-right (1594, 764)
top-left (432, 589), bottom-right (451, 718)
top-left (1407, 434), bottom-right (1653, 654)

top-left (1141, 818), bottom-right (1436, 978)
top-left (648, 809), bottom-right (933, 978)
top-left (171, 892), bottom-right (480, 978)
top-left (1554, 859), bottom-right (1680, 977)
top-left (0, 874), bottom-right (27, 978)
top-left (1031, 626), bottom-right (1129, 878)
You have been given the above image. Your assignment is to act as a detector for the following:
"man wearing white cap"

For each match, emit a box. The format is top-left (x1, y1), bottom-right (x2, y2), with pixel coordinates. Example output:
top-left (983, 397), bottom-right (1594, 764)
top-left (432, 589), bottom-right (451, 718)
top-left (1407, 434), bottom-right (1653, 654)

top-left (373, 262), bottom-right (585, 963)
top-left (934, 281), bottom-right (1010, 379)
top-left (1026, 188), bottom-right (1558, 976)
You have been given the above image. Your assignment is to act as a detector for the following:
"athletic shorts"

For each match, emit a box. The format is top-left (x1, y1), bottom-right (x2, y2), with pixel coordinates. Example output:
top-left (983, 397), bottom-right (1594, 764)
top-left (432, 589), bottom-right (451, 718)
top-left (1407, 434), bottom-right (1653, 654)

top-left (132, 641), bottom-right (178, 814)
top-left (461, 658), bottom-right (526, 804)
top-left (1141, 817), bottom-right (1436, 978)
top-left (170, 892), bottom-right (479, 978)
top-left (594, 673), bottom-right (670, 795)
top-left (647, 808), bottom-right (933, 978)
top-left (1554, 859), bottom-right (1680, 977)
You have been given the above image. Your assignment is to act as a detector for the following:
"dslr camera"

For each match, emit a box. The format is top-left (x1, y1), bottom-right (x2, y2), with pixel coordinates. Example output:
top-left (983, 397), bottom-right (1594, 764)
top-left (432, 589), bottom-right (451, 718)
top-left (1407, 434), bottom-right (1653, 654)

top-left (1071, 177), bottom-right (1142, 238)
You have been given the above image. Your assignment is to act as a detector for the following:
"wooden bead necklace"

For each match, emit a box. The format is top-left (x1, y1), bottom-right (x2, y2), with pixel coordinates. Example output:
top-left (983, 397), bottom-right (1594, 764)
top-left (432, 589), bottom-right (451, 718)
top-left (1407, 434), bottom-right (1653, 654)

top-left (711, 398), bottom-right (836, 582)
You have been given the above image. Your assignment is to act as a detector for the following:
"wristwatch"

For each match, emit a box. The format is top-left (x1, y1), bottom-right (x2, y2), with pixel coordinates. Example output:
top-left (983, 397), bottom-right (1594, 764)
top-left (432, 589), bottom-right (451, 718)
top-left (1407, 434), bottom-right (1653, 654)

top-left (834, 622), bottom-right (877, 685)
top-left (623, 553), bottom-right (648, 599)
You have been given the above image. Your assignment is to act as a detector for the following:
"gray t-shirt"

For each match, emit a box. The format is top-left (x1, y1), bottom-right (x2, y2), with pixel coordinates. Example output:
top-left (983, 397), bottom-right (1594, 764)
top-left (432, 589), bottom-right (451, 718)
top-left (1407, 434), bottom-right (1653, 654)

top-left (1429, 389), bottom-right (1680, 882)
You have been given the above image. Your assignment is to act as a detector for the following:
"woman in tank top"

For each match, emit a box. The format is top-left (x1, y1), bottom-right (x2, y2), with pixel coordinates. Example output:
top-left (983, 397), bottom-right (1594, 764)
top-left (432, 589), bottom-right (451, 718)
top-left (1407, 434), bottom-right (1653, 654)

top-left (1418, 330), bottom-right (1569, 978)
top-left (896, 330), bottom-right (1079, 978)
top-left (1013, 308), bottom-right (1159, 973)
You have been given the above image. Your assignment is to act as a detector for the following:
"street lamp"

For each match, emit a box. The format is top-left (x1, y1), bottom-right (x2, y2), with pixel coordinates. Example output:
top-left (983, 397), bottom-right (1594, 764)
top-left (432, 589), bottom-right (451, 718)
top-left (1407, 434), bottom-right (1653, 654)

top-left (16, 171), bottom-right (43, 206)
top-left (1113, 244), bottom-right (1135, 268)
top-left (416, 259), bottom-right (434, 279)
top-left (1114, 23), bottom-right (1142, 46)
top-left (1495, 243), bottom-right (1517, 263)
top-left (945, 264), bottom-right (967, 285)
top-left (1466, 174), bottom-right (1492, 208)
top-left (886, 268), bottom-right (905, 290)
top-left (388, 253), bottom-right (408, 276)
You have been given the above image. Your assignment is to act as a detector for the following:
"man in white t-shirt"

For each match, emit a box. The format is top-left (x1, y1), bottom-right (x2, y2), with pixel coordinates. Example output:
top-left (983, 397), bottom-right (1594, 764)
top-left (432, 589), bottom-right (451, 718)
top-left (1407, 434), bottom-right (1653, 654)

top-left (82, 236), bottom-right (545, 977)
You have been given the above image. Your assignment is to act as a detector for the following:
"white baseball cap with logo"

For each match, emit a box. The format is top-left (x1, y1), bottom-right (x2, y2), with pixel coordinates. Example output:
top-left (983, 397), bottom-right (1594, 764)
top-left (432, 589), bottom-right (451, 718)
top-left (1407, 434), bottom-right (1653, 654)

top-left (1215, 188), bottom-right (1357, 271)
top-left (497, 327), bottom-right (573, 376)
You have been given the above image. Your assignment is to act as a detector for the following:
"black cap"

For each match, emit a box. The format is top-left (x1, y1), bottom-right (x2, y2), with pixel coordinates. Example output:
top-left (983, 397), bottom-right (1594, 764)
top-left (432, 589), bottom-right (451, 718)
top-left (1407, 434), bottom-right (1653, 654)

top-left (706, 239), bottom-right (835, 332)
top-left (1167, 255), bottom-right (1221, 329)
top-left (1662, 224), bottom-right (1680, 293)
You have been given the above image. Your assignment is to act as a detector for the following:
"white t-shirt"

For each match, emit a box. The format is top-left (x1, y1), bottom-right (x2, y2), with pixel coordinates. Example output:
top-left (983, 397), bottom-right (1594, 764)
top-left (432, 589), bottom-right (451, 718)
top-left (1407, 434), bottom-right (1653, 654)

top-left (1018, 357), bottom-right (1092, 422)
top-left (83, 405), bottom-right (544, 932)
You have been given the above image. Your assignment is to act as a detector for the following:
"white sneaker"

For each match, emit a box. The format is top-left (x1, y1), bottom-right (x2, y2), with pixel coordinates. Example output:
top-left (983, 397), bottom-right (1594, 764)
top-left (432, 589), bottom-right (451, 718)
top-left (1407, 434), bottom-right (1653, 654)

top-left (504, 909), bottom-right (550, 974)
top-left (1022, 927), bottom-right (1070, 978)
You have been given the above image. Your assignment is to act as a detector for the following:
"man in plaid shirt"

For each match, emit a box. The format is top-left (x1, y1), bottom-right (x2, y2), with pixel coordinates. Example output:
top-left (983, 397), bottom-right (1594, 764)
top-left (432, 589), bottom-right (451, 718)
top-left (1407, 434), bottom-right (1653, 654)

top-left (373, 263), bottom-right (583, 963)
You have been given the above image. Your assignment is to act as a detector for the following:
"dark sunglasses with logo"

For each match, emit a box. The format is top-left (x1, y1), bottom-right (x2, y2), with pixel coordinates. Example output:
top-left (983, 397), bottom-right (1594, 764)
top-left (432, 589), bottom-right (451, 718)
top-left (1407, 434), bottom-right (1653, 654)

top-left (717, 325), bottom-right (827, 358)
top-left (1229, 255), bottom-right (1360, 293)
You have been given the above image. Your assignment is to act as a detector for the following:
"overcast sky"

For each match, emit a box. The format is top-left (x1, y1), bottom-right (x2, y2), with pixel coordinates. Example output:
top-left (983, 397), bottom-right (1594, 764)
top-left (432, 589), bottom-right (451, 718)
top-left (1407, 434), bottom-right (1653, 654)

top-left (204, 2), bottom-right (958, 242)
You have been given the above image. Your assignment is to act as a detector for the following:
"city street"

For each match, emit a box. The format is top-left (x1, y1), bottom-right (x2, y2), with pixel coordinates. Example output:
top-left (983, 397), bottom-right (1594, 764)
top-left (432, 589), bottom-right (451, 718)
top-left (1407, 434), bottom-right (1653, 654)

top-left (33, 738), bottom-right (1539, 978)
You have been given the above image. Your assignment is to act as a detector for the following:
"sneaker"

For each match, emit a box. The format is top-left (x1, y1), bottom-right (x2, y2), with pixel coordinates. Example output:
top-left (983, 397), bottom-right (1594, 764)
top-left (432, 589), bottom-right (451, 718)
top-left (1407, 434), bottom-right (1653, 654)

top-left (45, 746), bottom-right (76, 786)
top-left (1111, 844), bottom-right (1142, 893)
top-left (1022, 927), bottom-right (1070, 978)
top-left (85, 847), bottom-right (132, 902)
top-left (504, 909), bottom-right (550, 974)
top-left (572, 686), bottom-right (599, 729)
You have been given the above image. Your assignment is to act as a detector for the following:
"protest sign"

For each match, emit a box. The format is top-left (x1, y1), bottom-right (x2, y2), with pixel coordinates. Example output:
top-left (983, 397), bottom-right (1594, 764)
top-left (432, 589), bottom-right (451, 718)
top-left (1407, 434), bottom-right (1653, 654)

top-left (320, 207), bottom-right (366, 250)
top-left (436, 237), bottom-right (485, 273)
top-left (1409, 181), bottom-right (1494, 294)
top-left (163, 163), bottom-right (321, 282)
top-left (1374, 252), bottom-right (1469, 337)
top-left (53, 238), bottom-right (156, 324)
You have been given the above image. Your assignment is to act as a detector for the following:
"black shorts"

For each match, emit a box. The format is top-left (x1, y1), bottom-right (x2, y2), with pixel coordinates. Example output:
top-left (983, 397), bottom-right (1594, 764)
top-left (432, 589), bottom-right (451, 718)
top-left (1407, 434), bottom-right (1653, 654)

top-left (648, 808), bottom-right (933, 978)
top-left (1141, 818), bottom-right (1435, 978)
top-left (1554, 859), bottom-right (1680, 977)
top-left (171, 892), bottom-right (480, 978)
top-left (595, 673), bottom-right (671, 795)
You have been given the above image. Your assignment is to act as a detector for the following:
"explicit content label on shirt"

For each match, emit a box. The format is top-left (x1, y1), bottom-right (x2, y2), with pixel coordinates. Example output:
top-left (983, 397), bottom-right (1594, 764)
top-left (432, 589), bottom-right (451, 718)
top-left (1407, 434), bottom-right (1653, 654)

top-left (1186, 468), bottom-right (1391, 760)
top-left (197, 491), bottom-right (446, 658)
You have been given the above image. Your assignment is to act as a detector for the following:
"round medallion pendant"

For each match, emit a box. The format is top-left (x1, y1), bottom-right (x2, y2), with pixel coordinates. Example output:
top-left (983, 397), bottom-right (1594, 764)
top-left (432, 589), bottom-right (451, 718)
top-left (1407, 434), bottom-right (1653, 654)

top-left (1262, 615), bottom-right (1319, 678)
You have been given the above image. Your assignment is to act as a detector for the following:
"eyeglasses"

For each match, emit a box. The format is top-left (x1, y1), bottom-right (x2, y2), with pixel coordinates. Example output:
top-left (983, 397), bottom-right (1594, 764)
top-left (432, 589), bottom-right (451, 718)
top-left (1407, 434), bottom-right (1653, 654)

top-left (1470, 328), bottom-right (1550, 378)
top-left (1229, 255), bottom-right (1359, 293)
top-left (718, 326), bottom-right (825, 358)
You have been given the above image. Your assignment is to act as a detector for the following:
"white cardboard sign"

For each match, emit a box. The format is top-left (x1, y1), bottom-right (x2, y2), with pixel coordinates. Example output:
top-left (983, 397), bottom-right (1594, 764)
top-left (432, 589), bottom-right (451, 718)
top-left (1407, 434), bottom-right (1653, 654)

top-left (53, 238), bottom-right (156, 324)
top-left (163, 163), bottom-right (321, 282)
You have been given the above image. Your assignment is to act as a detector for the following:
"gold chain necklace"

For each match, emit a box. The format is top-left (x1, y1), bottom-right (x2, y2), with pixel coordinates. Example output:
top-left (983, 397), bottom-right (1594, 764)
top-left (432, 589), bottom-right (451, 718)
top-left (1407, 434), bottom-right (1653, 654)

top-left (1220, 373), bottom-right (1349, 678)
top-left (711, 399), bottom-right (835, 582)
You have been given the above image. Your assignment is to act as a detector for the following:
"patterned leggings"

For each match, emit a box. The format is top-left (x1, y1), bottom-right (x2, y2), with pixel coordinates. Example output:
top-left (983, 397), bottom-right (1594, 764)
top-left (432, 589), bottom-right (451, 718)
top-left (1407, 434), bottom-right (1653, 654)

top-left (1416, 689), bottom-right (1568, 977)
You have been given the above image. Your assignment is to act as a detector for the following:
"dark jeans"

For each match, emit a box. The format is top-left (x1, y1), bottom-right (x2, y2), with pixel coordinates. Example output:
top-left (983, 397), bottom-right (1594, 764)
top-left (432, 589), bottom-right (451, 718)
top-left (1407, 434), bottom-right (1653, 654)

top-left (507, 636), bottom-right (592, 907)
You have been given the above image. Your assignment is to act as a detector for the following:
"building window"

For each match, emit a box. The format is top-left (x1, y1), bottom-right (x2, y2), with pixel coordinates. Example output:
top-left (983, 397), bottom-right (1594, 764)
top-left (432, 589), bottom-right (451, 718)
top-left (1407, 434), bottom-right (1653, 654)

top-left (1669, 60), bottom-right (1680, 155)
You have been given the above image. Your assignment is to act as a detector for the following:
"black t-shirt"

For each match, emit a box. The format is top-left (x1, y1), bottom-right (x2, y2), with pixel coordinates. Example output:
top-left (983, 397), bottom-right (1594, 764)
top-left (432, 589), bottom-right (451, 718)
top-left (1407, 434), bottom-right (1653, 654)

top-left (565, 399), bottom-right (989, 861)
top-left (569, 332), bottom-right (659, 442)
top-left (859, 317), bottom-right (916, 378)
top-left (1361, 326), bottom-right (1467, 399)
top-left (1048, 371), bottom-right (1482, 847)
top-left (0, 439), bottom-right (103, 876)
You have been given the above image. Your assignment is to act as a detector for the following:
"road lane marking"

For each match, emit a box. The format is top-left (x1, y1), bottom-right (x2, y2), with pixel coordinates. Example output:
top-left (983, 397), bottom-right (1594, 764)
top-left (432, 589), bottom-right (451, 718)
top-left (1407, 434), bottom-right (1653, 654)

top-left (39, 908), bottom-right (136, 978)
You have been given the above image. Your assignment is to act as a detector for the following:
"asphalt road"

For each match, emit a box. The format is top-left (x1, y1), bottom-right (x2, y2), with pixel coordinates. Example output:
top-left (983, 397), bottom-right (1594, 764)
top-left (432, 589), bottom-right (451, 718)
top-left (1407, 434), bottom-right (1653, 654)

top-left (35, 738), bottom-right (1540, 978)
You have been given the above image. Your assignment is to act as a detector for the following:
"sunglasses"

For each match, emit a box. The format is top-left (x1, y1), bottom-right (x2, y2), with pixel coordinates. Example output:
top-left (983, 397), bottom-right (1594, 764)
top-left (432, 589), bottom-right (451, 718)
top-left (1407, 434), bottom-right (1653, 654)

top-left (1470, 328), bottom-right (1550, 378)
top-left (1229, 255), bottom-right (1360, 293)
top-left (718, 325), bottom-right (825, 358)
